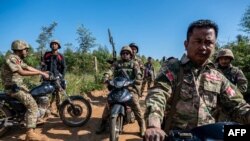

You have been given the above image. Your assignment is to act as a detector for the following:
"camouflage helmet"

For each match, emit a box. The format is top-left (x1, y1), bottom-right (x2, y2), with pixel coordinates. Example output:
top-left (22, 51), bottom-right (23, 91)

top-left (216, 48), bottom-right (234, 60)
top-left (129, 43), bottom-right (139, 53)
top-left (120, 46), bottom-right (133, 56)
top-left (11, 40), bottom-right (29, 51)
top-left (50, 40), bottom-right (61, 49)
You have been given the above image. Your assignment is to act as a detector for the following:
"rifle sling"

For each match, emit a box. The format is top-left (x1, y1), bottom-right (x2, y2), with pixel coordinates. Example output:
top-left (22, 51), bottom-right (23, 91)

top-left (164, 62), bottom-right (184, 133)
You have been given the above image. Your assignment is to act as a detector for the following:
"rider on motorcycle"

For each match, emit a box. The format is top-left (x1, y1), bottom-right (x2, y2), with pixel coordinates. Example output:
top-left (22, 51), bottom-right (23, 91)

top-left (1, 40), bottom-right (49, 141)
top-left (96, 46), bottom-right (145, 137)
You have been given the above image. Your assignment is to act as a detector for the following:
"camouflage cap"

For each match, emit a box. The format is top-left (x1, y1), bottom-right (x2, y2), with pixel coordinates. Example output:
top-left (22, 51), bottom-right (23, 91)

top-left (11, 40), bottom-right (29, 51)
top-left (216, 48), bottom-right (234, 60)
top-left (50, 40), bottom-right (61, 49)
top-left (120, 46), bottom-right (133, 55)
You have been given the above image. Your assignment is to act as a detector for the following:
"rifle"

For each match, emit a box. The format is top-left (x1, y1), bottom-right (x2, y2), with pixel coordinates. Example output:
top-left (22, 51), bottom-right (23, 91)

top-left (108, 28), bottom-right (117, 62)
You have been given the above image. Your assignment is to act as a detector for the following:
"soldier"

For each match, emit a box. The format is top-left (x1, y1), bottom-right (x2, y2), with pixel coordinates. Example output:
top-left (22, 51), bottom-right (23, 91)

top-left (216, 48), bottom-right (248, 94)
top-left (144, 19), bottom-right (250, 141)
top-left (129, 43), bottom-right (144, 74)
top-left (215, 48), bottom-right (248, 121)
top-left (96, 46), bottom-right (145, 137)
top-left (41, 39), bottom-right (66, 116)
top-left (141, 57), bottom-right (155, 96)
top-left (1, 40), bottom-right (49, 141)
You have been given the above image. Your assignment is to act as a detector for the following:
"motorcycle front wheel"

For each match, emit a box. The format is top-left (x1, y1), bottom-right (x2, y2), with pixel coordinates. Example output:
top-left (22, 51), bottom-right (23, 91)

top-left (59, 96), bottom-right (92, 127)
top-left (0, 106), bottom-right (11, 137)
top-left (110, 115), bottom-right (123, 141)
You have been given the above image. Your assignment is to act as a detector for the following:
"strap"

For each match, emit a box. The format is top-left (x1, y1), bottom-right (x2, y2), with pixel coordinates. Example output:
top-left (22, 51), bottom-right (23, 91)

top-left (164, 61), bottom-right (184, 133)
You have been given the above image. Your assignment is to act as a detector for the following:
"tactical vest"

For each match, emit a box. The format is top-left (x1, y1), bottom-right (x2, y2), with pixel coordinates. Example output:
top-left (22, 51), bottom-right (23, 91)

top-left (114, 60), bottom-right (135, 79)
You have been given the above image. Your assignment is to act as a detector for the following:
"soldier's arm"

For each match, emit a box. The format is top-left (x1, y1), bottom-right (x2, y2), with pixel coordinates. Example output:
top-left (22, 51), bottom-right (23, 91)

top-left (133, 61), bottom-right (143, 80)
top-left (61, 55), bottom-right (66, 77)
top-left (236, 69), bottom-right (248, 94)
top-left (145, 67), bottom-right (173, 128)
top-left (220, 76), bottom-right (250, 124)
top-left (19, 66), bottom-right (49, 78)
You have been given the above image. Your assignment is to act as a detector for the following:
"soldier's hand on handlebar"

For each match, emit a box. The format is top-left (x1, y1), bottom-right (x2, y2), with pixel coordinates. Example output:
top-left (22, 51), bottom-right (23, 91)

top-left (144, 127), bottom-right (166, 141)
top-left (42, 71), bottom-right (49, 80)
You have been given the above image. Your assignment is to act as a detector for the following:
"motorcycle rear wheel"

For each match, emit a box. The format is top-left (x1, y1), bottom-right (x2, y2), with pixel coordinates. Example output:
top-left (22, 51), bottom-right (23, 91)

top-left (0, 106), bottom-right (11, 137)
top-left (59, 96), bottom-right (92, 127)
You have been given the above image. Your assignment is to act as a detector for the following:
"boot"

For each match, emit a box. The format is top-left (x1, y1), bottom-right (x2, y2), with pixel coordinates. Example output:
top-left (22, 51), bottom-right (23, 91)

top-left (138, 120), bottom-right (146, 137)
top-left (95, 119), bottom-right (107, 134)
top-left (25, 128), bottom-right (49, 141)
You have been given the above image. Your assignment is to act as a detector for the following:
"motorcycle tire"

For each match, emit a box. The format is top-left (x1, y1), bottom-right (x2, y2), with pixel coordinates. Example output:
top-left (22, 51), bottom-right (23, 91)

top-left (110, 115), bottom-right (123, 141)
top-left (59, 96), bottom-right (92, 127)
top-left (0, 106), bottom-right (11, 137)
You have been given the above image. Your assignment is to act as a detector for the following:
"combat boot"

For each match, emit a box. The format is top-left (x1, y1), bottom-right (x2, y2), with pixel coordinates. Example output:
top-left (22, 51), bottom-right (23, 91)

top-left (138, 120), bottom-right (145, 137)
top-left (25, 128), bottom-right (49, 141)
top-left (95, 119), bottom-right (107, 134)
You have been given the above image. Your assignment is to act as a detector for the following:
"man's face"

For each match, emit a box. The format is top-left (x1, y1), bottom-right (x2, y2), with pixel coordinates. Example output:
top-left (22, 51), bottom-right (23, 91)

top-left (121, 51), bottom-right (131, 61)
top-left (184, 27), bottom-right (216, 66)
top-left (51, 42), bottom-right (59, 51)
top-left (20, 48), bottom-right (29, 59)
top-left (218, 56), bottom-right (231, 67)
top-left (130, 47), bottom-right (137, 55)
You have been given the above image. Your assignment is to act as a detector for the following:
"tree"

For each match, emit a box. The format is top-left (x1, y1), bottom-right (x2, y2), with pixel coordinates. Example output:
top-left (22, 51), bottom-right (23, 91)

top-left (36, 22), bottom-right (58, 53)
top-left (240, 5), bottom-right (250, 34)
top-left (76, 24), bottom-right (96, 53)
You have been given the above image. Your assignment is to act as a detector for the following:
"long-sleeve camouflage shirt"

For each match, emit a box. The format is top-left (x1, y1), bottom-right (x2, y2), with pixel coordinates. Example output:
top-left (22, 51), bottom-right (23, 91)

top-left (145, 54), bottom-right (250, 130)
top-left (104, 59), bottom-right (143, 94)
top-left (216, 64), bottom-right (248, 94)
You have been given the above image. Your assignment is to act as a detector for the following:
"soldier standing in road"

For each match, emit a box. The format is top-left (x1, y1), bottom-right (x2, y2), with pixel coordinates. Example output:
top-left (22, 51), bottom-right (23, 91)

top-left (41, 39), bottom-right (66, 116)
top-left (144, 19), bottom-right (250, 141)
top-left (96, 46), bottom-right (145, 137)
top-left (141, 57), bottom-right (155, 96)
top-left (1, 40), bottom-right (49, 141)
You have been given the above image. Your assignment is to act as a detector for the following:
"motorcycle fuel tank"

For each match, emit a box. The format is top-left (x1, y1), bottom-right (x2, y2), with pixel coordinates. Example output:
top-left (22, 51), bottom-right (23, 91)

top-left (30, 82), bottom-right (55, 97)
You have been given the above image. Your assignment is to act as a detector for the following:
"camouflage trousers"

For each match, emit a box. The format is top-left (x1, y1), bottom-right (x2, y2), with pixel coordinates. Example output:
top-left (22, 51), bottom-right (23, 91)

top-left (101, 92), bottom-right (144, 127)
top-left (7, 89), bottom-right (38, 128)
top-left (141, 77), bottom-right (154, 94)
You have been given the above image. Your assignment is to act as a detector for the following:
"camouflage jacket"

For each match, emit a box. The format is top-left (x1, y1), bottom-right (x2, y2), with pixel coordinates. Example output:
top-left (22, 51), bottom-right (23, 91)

top-left (1, 53), bottom-right (28, 88)
top-left (104, 59), bottom-right (143, 94)
top-left (145, 54), bottom-right (250, 130)
top-left (216, 64), bottom-right (248, 94)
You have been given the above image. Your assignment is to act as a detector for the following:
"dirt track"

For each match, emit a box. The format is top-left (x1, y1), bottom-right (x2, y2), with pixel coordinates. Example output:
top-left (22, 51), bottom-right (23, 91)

top-left (0, 90), bottom-right (147, 141)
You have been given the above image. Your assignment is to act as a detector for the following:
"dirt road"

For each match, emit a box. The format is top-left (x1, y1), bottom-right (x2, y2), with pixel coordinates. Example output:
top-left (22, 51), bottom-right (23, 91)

top-left (0, 90), bottom-right (147, 141)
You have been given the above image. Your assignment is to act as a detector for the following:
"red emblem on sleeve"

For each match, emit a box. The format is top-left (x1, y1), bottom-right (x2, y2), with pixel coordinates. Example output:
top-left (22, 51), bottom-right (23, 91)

top-left (166, 70), bottom-right (174, 81)
top-left (225, 86), bottom-right (236, 97)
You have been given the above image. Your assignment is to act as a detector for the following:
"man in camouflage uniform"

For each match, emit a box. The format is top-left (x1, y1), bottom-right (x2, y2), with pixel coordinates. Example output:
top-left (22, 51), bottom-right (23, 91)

top-left (215, 48), bottom-right (248, 121)
top-left (96, 46), bottom-right (145, 137)
top-left (216, 48), bottom-right (248, 94)
top-left (144, 19), bottom-right (250, 141)
top-left (141, 57), bottom-right (155, 96)
top-left (1, 40), bottom-right (50, 141)
top-left (129, 43), bottom-right (144, 75)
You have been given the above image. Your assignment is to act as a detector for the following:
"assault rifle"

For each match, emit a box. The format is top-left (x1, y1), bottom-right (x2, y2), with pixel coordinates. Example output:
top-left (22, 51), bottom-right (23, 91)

top-left (108, 28), bottom-right (117, 63)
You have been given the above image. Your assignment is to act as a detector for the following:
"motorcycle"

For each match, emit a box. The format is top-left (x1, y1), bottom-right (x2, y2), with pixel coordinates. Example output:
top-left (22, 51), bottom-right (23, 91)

top-left (166, 122), bottom-right (239, 141)
top-left (107, 76), bottom-right (136, 141)
top-left (0, 73), bottom-right (92, 137)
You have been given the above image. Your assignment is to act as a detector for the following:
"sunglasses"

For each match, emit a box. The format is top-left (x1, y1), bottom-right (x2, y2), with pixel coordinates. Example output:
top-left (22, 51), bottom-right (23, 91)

top-left (121, 52), bottom-right (130, 55)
